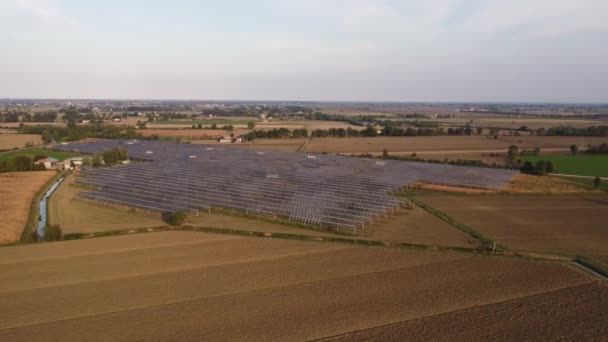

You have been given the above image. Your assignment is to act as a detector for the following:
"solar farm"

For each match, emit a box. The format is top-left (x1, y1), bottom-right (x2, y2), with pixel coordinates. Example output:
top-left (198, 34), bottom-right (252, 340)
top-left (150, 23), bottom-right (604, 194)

top-left (54, 140), bottom-right (517, 232)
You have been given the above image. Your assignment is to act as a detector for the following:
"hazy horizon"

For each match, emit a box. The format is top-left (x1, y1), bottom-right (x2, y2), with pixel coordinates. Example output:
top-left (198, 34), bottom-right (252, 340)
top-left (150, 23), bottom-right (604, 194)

top-left (1, 0), bottom-right (607, 103)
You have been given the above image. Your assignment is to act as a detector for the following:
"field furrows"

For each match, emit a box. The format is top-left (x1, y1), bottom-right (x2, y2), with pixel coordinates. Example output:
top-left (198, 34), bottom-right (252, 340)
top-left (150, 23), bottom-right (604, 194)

top-left (0, 234), bottom-right (591, 341)
top-left (319, 282), bottom-right (608, 341)
top-left (0, 236), bottom-right (346, 293)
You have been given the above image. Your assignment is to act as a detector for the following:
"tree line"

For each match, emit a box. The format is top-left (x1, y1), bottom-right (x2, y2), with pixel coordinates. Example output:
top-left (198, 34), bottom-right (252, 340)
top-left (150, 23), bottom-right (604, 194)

top-left (19, 124), bottom-right (141, 143)
top-left (0, 155), bottom-right (47, 173)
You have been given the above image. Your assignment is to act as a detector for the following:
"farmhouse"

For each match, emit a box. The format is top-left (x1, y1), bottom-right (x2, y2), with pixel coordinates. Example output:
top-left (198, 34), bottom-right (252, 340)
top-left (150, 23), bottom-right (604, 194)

top-left (34, 157), bottom-right (59, 170)
top-left (59, 157), bottom-right (84, 171)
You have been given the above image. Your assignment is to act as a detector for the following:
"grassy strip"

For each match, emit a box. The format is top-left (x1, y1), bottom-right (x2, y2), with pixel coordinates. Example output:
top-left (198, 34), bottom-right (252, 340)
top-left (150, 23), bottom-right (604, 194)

top-left (559, 176), bottom-right (608, 191)
top-left (573, 256), bottom-right (608, 279)
top-left (401, 193), bottom-right (507, 253)
top-left (202, 207), bottom-right (354, 236)
top-left (179, 225), bottom-right (481, 254)
top-left (62, 226), bottom-right (170, 241)
top-left (21, 171), bottom-right (64, 243)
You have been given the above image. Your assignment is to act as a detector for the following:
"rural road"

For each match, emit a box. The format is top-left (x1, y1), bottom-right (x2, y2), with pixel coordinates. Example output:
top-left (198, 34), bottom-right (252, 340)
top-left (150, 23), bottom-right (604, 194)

top-left (550, 173), bottom-right (608, 181)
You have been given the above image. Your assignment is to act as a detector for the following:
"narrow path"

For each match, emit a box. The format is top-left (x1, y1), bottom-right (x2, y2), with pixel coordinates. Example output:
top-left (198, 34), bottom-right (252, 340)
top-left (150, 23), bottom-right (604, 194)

top-left (550, 173), bottom-right (608, 180)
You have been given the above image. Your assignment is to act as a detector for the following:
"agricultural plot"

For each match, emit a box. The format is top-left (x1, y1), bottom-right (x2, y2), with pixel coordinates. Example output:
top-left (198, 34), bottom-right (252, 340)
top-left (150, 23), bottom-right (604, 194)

top-left (48, 174), bottom-right (165, 234)
top-left (417, 193), bottom-right (608, 264)
top-left (521, 154), bottom-right (608, 177)
top-left (305, 136), bottom-right (608, 154)
top-left (0, 231), bottom-right (599, 341)
top-left (0, 148), bottom-right (79, 163)
top-left (138, 129), bottom-right (234, 138)
top-left (0, 134), bottom-right (41, 150)
top-left (321, 283), bottom-right (608, 341)
top-left (54, 140), bottom-right (516, 232)
top-left (0, 171), bottom-right (56, 244)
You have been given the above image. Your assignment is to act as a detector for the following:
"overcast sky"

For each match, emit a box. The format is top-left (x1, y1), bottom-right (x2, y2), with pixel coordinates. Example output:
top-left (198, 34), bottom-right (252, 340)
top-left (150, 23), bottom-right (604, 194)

top-left (0, 0), bottom-right (607, 102)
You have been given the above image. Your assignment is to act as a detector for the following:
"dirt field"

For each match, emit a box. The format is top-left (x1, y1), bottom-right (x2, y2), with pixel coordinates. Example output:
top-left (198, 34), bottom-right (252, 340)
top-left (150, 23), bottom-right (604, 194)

top-left (431, 117), bottom-right (605, 130)
top-left (0, 171), bottom-right (56, 244)
top-left (0, 231), bottom-right (598, 341)
top-left (417, 193), bottom-right (608, 262)
top-left (320, 282), bottom-right (608, 341)
top-left (138, 129), bottom-right (234, 138)
top-left (48, 174), bottom-right (165, 233)
top-left (500, 174), bottom-right (601, 194)
top-left (0, 134), bottom-right (42, 150)
top-left (0, 122), bottom-right (66, 128)
top-left (365, 207), bottom-right (476, 248)
top-left (221, 138), bottom-right (308, 151)
top-left (305, 136), bottom-right (608, 154)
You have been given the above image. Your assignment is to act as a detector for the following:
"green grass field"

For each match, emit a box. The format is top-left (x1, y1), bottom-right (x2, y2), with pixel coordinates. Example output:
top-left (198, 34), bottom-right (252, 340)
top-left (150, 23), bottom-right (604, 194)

top-left (0, 149), bottom-right (80, 163)
top-left (559, 176), bottom-right (608, 191)
top-left (522, 155), bottom-right (608, 177)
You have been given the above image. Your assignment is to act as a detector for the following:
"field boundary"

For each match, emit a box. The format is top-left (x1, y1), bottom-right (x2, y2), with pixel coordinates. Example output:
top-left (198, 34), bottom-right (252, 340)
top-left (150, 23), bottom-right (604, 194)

top-left (20, 171), bottom-right (64, 243)
top-left (401, 193), bottom-right (507, 253)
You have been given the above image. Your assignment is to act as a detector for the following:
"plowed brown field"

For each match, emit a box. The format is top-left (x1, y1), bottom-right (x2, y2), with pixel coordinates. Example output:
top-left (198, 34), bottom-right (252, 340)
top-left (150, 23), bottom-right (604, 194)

top-left (418, 193), bottom-right (608, 261)
top-left (0, 134), bottom-right (42, 149)
top-left (0, 171), bottom-right (56, 244)
top-left (319, 282), bottom-right (608, 341)
top-left (305, 136), bottom-right (608, 153)
top-left (0, 231), bottom-right (598, 341)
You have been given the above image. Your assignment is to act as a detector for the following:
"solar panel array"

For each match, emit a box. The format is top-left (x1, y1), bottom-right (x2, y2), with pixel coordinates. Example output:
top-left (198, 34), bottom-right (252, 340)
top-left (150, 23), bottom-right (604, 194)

top-left (54, 140), bottom-right (517, 232)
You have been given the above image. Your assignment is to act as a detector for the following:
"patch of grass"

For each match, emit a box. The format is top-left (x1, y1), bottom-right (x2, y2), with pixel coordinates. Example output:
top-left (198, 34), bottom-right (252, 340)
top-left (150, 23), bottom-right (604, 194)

top-left (0, 148), bottom-right (80, 163)
top-left (559, 176), bottom-right (608, 191)
top-left (521, 154), bottom-right (608, 177)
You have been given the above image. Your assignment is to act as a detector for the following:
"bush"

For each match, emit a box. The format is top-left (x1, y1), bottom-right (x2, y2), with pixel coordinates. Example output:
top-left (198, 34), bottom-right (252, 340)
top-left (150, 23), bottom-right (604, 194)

top-left (163, 211), bottom-right (188, 226)
top-left (44, 224), bottom-right (63, 241)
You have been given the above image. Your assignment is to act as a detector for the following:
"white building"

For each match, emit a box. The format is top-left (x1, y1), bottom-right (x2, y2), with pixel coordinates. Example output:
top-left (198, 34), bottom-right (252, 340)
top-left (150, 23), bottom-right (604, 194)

top-left (34, 157), bottom-right (59, 170)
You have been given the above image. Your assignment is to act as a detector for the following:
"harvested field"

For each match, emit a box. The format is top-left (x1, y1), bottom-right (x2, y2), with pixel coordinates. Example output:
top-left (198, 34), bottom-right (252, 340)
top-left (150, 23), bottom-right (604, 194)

top-left (0, 231), bottom-right (597, 341)
top-left (0, 122), bottom-right (65, 128)
top-left (221, 138), bottom-right (308, 151)
top-left (139, 129), bottom-right (233, 138)
top-left (305, 136), bottom-right (608, 154)
top-left (0, 134), bottom-right (42, 150)
top-left (417, 193), bottom-right (608, 259)
top-left (48, 174), bottom-right (165, 234)
top-left (431, 117), bottom-right (604, 130)
top-left (320, 283), bottom-right (608, 341)
top-left (501, 174), bottom-right (600, 194)
top-left (365, 207), bottom-right (477, 248)
top-left (0, 171), bottom-right (56, 244)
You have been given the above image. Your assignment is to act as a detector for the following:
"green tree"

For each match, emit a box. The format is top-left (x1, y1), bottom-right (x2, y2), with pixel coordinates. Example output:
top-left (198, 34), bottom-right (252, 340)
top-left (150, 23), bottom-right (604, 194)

top-left (382, 149), bottom-right (389, 158)
top-left (521, 161), bottom-right (534, 174)
top-left (41, 130), bottom-right (53, 144)
top-left (44, 224), bottom-right (63, 241)
top-left (570, 144), bottom-right (578, 155)
top-left (92, 154), bottom-right (102, 167)
top-left (534, 160), bottom-right (547, 175)
top-left (594, 177), bottom-right (601, 188)
top-left (545, 161), bottom-right (554, 174)
top-left (82, 156), bottom-right (91, 168)
top-left (13, 156), bottom-right (34, 171)
top-left (163, 211), bottom-right (188, 226)
top-left (247, 122), bottom-right (256, 129)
